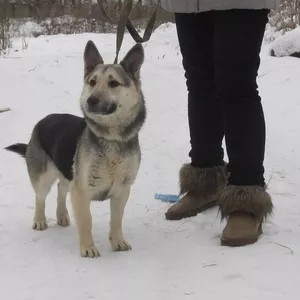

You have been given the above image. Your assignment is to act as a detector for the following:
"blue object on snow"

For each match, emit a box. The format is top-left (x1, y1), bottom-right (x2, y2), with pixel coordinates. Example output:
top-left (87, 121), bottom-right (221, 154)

top-left (155, 193), bottom-right (180, 203)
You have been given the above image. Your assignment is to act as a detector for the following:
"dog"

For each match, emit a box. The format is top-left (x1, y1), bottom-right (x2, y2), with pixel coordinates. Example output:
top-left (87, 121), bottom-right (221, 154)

top-left (5, 40), bottom-right (146, 258)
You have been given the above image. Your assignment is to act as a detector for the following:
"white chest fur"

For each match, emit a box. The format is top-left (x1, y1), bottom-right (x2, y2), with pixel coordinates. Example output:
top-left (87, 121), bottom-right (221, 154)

top-left (74, 140), bottom-right (141, 200)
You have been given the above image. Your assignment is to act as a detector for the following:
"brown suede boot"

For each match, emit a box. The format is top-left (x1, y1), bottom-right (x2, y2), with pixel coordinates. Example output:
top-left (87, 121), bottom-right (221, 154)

top-left (165, 163), bottom-right (227, 220)
top-left (217, 185), bottom-right (273, 246)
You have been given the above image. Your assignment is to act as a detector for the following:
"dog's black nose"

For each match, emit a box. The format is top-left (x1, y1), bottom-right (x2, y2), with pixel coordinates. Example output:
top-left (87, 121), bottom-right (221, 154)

top-left (87, 96), bottom-right (99, 106)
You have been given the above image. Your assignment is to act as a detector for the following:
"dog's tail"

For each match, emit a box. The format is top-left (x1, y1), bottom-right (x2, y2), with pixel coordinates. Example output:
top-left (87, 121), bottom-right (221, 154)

top-left (5, 143), bottom-right (28, 158)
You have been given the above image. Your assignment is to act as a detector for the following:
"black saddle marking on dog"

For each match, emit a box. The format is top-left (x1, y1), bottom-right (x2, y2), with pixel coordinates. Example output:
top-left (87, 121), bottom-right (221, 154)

top-left (36, 113), bottom-right (87, 181)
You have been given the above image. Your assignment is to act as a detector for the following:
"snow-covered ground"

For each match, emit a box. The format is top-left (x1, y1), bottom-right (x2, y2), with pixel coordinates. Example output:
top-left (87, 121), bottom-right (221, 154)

top-left (1, 23), bottom-right (300, 300)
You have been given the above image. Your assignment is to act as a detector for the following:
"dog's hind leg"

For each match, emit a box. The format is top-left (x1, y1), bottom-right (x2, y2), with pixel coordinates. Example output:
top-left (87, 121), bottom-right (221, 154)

top-left (56, 176), bottom-right (70, 227)
top-left (31, 163), bottom-right (58, 230)
top-left (26, 133), bottom-right (58, 230)
top-left (109, 186), bottom-right (132, 252)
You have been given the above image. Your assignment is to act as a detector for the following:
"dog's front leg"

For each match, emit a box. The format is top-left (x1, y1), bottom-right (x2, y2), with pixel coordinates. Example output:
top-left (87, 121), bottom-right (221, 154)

top-left (109, 186), bottom-right (132, 251)
top-left (70, 183), bottom-right (100, 258)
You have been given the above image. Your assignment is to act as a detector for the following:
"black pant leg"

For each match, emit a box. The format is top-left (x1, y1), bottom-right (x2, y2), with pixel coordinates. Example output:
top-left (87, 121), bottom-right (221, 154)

top-left (175, 12), bottom-right (224, 168)
top-left (214, 9), bottom-right (269, 186)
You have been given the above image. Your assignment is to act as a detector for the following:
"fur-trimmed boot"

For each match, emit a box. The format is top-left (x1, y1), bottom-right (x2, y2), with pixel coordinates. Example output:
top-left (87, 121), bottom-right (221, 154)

top-left (165, 163), bottom-right (227, 220)
top-left (217, 185), bottom-right (273, 246)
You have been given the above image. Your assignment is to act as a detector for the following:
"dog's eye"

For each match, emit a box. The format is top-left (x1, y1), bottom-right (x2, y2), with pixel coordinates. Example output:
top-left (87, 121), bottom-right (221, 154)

top-left (108, 80), bottom-right (120, 88)
top-left (89, 79), bottom-right (96, 87)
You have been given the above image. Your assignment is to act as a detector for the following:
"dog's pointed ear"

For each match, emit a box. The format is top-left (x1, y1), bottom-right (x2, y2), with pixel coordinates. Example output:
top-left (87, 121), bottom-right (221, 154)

top-left (84, 40), bottom-right (104, 76)
top-left (120, 43), bottom-right (144, 80)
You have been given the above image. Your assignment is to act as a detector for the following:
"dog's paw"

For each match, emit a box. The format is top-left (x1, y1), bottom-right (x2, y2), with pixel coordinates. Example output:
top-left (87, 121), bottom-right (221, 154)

top-left (57, 214), bottom-right (70, 227)
top-left (32, 220), bottom-right (48, 231)
top-left (110, 237), bottom-right (132, 252)
top-left (80, 245), bottom-right (100, 258)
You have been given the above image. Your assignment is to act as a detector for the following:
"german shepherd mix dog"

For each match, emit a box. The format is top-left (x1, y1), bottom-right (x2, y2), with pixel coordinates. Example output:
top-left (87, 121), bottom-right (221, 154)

top-left (5, 40), bottom-right (146, 258)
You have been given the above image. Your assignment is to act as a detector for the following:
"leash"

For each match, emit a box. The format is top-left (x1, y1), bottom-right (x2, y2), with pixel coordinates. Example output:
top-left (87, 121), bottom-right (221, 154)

top-left (97, 0), bottom-right (161, 63)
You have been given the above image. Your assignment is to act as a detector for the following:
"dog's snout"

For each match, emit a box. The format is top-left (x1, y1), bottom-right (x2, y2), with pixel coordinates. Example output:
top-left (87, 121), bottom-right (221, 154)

top-left (86, 95), bottom-right (117, 115)
top-left (87, 96), bottom-right (99, 106)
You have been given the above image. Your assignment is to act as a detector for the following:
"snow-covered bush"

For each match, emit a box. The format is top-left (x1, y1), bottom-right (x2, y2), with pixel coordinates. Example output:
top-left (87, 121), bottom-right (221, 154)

top-left (270, 26), bottom-right (300, 57)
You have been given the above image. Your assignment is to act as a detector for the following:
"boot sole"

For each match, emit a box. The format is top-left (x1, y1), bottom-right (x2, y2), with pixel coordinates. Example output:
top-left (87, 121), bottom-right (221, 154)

top-left (221, 225), bottom-right (263, 247)
top-left (165, 200), bottom-right (217, 221)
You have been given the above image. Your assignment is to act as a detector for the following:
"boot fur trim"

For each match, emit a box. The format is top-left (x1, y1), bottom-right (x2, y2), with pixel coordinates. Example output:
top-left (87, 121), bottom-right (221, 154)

top-left (179, 163), bottom-right (227, 196)
top-left (217, 185), bottom-right (273, 221)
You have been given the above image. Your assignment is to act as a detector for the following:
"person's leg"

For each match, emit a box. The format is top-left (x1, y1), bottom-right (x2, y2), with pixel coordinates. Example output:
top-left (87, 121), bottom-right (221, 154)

top-left (165, 12), bottom-right (227, 220)
top-left (214, 9), bottom-right (273, 246)
top-left (177, 12), bottom-right (224, 168)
